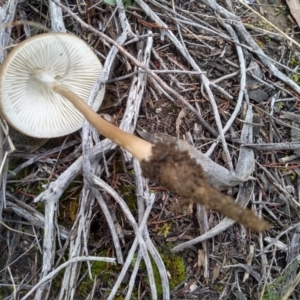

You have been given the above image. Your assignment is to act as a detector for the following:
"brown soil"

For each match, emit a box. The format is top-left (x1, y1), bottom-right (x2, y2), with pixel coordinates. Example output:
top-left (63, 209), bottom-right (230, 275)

top-left (142, 143), bottom-right (269, 232)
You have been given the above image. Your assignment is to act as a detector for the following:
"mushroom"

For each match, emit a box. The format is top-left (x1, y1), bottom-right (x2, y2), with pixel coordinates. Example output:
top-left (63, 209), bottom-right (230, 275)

top-left (0, 33), bottom-right (269, 232)
top-left (0, 32), bottom-right (152, 161)
top-left (0, 33), bottom-right (105, 139)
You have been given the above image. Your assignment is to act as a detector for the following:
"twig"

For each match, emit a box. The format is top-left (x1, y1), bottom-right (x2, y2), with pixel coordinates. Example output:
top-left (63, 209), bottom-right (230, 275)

top-left (133, 159), bottom-right (170, 299)
top-left (51, 0), bottom-right (218, 137)
top-left (49, 0), bottom-right (66, 32)
top-left (93, 175), bottom-right (157, 300)
top-left (236, 0), bottom-right (300, 49)
top-left (21, 256), bottom-right (116, 300)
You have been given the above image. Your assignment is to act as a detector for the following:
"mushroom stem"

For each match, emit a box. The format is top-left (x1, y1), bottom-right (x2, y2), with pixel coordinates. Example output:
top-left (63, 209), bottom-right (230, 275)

top-left (53, 84), bottom-right (153, 162)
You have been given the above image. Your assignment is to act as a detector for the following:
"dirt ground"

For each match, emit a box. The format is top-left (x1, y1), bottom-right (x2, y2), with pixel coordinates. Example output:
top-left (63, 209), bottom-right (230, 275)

top-left (1, 0), bottom-right (300, 299)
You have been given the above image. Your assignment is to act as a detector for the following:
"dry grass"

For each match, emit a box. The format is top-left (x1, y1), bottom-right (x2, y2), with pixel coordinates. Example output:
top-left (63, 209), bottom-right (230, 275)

top-left (1, 0), bottom-right (300, 299)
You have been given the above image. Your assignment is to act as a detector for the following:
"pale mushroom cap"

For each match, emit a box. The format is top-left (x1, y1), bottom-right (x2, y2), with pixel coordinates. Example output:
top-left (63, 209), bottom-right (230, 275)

top-left (0, 33), bottom-right (105, 138)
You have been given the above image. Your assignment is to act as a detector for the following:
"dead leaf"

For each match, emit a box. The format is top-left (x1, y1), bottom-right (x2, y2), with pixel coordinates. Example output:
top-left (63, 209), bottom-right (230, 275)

top-left (212, 264), bottom-right (222, 283)
top-left (197, 249), bottom-right (206, 268)
top-left (286, 0), bottom-right (300, 28)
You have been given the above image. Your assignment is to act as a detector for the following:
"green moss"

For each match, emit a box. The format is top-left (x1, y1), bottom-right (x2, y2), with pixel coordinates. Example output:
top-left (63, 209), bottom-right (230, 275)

top-left (289, 56), bottom-right (299, 68)
top-left (76, 251), bottom-right (121, 298)
top-left (146, 247), bottom-right (186, 297)
top-left (260, 259), bottom-right (299, 299)
top-left (169, 104), bottom-right (179, 114)
top-left (213, 283), bottom-right (224, 293)
top-left (157, 222), bottom-right (172, 238)
top-left (0, 287), bottom-right (12, 299)
top-left (263, 35), bottom-right (270, 43)
top-left (256, 21), bottom-right (274, 32)
top-left (36, 201), bottom-right (45, 213)
top-left (290, 73), bottom-right (300, 85)
top-left (74, 246), bottom-right (186, 299)
top-left (162, 252), bottom-right (186, 289)
top-left (119, 184), bottom-right (137, 211)
top-left (256, 39), bottom-right (265, 49)
top-left (277, 101), bottom-right (285, 110)
top-left (52, 268), bottom-right (66, 294)
top-left (57, 177), bottom-right (82, 226)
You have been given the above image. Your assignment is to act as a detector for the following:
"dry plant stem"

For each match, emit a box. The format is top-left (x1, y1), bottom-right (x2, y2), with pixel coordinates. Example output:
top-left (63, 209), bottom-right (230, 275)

top-left (200, 0), bottom-right (300, 95)
top-left (34, 198), bottom-right (57, 300)
top-left (52, 0), bottom-right (218, 137)
top-left (134, 0), bottom-right (234, 171)
top-left (6, 198), bottom-right (69, 239)
top-left (7, 140), bottom-right (78, 179)
top-left (34, 7), bottom-right (66, 298)
top-left (237, 0), bottom-right (300, 49)
top-left (93, 175), bottom-right (158, 300)
top-left (53, 85), bottom-right (153, 162)
top-left (133, 159), bottom-right (169, 299)
top-left (64, 9), bottom-right (136, 280)
top-left (282, 270), bottom-right (300, 300)
top-left (241, 142), bottom-right (300, 152)
top-left (0, 0), bottom-right (17, 221)
top-left (21, 256), bottom-right (116, 300)
top-left (57, 190), bottom-right (95, 300)
top-left (93, 189), bottom-right (123, 263)
top-left (49, 0), bottom-right (66, 32)
top-left (196, 204), bottom-right (209, 278)
top-left (120, 30), bottom-right (153, 162)
top-left (120, 31), bottom-right (152, 134)
top-left (155, 0), bottom-right (300, 77)
top-left (206, 18), bottom-right (246, 156)
top-left (0, 0), bottom-right (17, 63)
top-left (257, 161), bottom-right (300, 208)
top-left (116, 0), bottom-right (136, 38)
top-left (126, 251), bottom-right (143, 300)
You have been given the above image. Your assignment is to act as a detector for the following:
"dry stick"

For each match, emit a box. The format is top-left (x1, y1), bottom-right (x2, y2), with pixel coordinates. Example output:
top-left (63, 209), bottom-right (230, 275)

top-left (110, 29), bottom-right (160, 297)
top-left (49, 0), bottom-right (66, 32)
top-left (33, 134), bottom-right (114, 204)
top-left (93, 189), bottom-right (123, 262)
top-left (92, 175), bottom-right (157, 300)
top-left (21, 256), bottom-right (116, 300)
top-left (153, 0), bottom-right (300, 77)
top-left (54, 83), bottom-right (270, 233)
top-left (236, 0), bottom-right (300, 49)
top-left (134, 0), bottom-right (234, 172)
top-left (75, 4), bottom-right (131, 275)
top-left (49, 4), bottom-right (269, 232)
top-left (172, 0), bottom-right (207, 276)
top-left (5, 198), bottom-right (69, 239)
top-left (0, 0), bottom-right (17, 223)
top-left (132, 159), bottom-right (170, 300)
top-left (199, 0), bottom-right (300, 95)
top-left (52, 0), bottom-right (217, 137)
top-left (206, 17), bottom-right (247, 157)
top-left (113, 30), bottom-right (163, 297)
top-left (120, 30), bottom-right (152, 160)
top-left (243, 142), bottom-right (300, 151)
top-left (57, 190), bottom-right (94, 300)
top-left (33, 7), bottom-right (66, 299)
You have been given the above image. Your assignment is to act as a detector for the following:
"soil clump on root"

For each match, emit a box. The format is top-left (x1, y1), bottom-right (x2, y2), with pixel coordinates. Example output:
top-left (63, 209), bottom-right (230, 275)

top-left (141, 143), bottom-right (269, 232)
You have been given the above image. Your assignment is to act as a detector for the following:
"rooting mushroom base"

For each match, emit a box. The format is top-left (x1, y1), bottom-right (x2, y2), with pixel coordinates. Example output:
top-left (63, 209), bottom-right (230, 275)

top-left (141, 143), bottom-right (269, 232)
